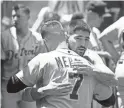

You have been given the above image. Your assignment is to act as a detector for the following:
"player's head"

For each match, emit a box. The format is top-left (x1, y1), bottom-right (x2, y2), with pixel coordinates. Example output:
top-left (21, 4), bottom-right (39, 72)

top-left (12, 4), bottom-right (30, 29)
top-left (86, 1), bottom-right (107, 28)
top-left (41, 20), bottom-right (66, 51)
top-left (67, 13), bottom-right (91, 56)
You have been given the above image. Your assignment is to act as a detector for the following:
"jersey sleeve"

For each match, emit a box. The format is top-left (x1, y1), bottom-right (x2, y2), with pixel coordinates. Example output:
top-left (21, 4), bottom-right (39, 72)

top-left (87, 50), bottom-right (105, 65)
top-left (92, 51), bottom-right (116, 76)
top-left (16, 53), bottom-right (48, 86)
top-left (94, 82), bottom-right (112, 101)
top-left (86, 50), bottom-right (117, 86)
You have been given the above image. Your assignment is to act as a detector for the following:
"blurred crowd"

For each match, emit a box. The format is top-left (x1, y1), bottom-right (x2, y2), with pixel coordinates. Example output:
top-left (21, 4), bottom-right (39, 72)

top-left (1, 1), bottom-right (124, 108)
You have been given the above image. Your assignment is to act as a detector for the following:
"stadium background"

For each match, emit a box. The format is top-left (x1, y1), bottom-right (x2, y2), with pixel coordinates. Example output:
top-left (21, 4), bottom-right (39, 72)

top-left (1, 0), bottom-right (124, 30)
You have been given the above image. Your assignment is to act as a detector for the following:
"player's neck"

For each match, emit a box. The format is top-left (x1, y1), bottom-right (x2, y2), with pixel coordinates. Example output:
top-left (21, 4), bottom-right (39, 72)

top-left (16, 27), bottom-right (29, 38)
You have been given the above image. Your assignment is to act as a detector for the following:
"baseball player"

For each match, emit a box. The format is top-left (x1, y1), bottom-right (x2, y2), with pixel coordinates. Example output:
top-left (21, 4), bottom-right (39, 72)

top-left (100, 16), bottom-right (124, 108)
top-left (1, 4), bottom-right (70, 108)
top-left (7, 15), bottom-right (117, 108)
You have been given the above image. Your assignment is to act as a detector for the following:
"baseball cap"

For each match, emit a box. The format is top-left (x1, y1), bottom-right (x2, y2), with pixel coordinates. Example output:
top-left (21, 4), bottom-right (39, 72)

top-left (86, 1), bottom-right (108, 16)
top-left (43, 11), bottom-right (60, 23)
top-left (68, 13), bottom-right (91, 35)
top-left (40, 20), bottom-right (64, 38)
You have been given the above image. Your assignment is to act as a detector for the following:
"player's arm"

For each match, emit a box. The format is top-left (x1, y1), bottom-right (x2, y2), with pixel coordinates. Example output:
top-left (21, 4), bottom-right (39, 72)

top-left (7, 54), bottom-right (43, 93)
top-left (91, 51), bottom-right (118, 86)
top-left (79, 51), bottom-right (118, 86)
top-left (7, 53), bottom-right (73, 101)
top-left (93, 83), bottom-right (115, 107)
top-left (94, 93), bottom-right (115, 107)
top-left (21, 80), bottom-right (73, 102)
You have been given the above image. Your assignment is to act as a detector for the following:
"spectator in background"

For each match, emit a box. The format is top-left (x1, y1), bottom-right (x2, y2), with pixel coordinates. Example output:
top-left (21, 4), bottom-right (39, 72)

top-left (1, 4), bottom-right (41, 108)
top-left (103, 1), bottom-right (124, 21)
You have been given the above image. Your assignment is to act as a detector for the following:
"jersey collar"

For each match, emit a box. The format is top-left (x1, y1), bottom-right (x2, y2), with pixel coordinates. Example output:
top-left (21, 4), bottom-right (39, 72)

top-left (56, 41), bottom-right (81, 56)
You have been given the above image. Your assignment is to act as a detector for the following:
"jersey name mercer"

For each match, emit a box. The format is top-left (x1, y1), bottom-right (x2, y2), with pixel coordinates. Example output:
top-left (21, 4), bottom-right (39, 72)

top-left (55, 56), bottom-right (83, 68)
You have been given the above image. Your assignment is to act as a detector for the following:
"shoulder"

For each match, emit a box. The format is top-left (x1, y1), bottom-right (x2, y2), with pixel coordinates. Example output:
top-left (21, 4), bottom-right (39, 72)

top-left (2, 28), bottom-right (11, 37)
top-left (38, 51), bottom-right (57, 61)
top-left (85, 49), bottom-right (98, 57)
top-left (1, 27), bottom-right (14, 43)
top-left (36, 51), bottom-right (58, 69)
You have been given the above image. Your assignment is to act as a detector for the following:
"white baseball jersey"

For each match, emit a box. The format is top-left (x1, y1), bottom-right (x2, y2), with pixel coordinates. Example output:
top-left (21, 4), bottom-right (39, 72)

top-left (1, 27), bottom-right (47, 80)
top-left (16, 48), bottom-right (112, 108)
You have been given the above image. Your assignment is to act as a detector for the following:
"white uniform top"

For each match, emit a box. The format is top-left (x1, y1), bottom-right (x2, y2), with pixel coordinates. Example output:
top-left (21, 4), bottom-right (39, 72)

top-left (1, 27), bottom-right (47, 80)
top-left (16, 48), bottom-right (112, 108)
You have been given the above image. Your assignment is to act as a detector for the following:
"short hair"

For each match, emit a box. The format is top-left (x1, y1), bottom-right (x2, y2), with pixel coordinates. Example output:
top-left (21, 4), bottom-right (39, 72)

top-left (12, 4), bottom-right (30, 15)
top-left (86, 1), bottom-right (107, 16)
top-left (68, 13), bottom-right (91, 35)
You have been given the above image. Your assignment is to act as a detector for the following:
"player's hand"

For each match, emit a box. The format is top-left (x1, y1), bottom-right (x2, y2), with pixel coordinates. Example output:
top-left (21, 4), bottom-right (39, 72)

top-left (72, 61), bottom-right (94, 76)
top-left (38, 77), bottom-right (73, 96)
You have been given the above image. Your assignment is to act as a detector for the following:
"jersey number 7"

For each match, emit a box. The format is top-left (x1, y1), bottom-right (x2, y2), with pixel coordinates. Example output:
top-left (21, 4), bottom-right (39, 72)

top-left (69, 72), bottom-right (83, 100)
